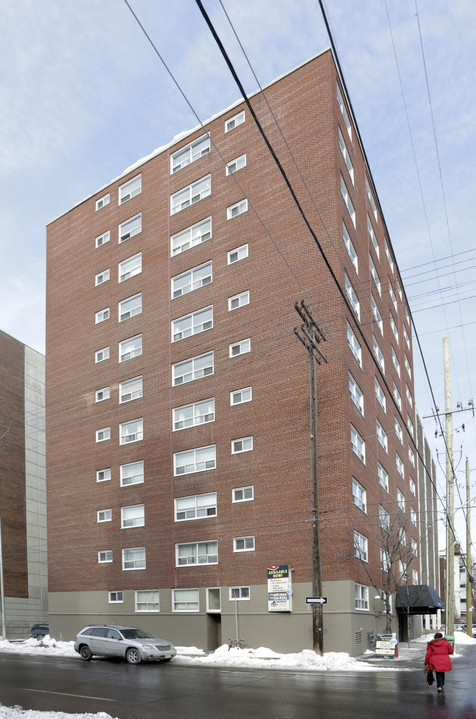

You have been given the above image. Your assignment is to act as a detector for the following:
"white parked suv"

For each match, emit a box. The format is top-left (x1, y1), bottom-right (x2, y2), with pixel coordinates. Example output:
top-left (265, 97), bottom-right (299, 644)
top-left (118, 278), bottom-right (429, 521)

top-left (74, 624), bottom-right (176, 664)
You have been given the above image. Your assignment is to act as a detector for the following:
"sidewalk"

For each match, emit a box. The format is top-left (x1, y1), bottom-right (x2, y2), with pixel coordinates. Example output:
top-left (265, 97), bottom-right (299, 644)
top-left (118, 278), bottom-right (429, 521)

top-left (358, 638), bottom-right (474, 671)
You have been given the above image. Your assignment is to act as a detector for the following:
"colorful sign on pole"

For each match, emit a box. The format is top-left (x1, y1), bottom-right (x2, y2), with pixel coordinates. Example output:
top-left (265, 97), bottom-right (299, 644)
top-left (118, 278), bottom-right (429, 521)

top-left (267, 564), bottom-right (292, 612)
top-left (375, 633), bottom-right (398, 656)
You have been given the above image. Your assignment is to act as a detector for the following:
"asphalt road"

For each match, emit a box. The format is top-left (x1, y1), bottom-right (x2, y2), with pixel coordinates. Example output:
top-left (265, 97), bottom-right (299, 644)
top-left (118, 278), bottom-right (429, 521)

top-left (1, 649), bottom-right (476, 719)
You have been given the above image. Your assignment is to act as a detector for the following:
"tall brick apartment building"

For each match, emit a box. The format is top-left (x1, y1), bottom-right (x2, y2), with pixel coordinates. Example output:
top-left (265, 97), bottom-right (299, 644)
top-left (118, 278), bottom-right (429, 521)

top-left (0, 331), bottom-right (47, 638)
top-left (46, 50), bottom-right (439, 654)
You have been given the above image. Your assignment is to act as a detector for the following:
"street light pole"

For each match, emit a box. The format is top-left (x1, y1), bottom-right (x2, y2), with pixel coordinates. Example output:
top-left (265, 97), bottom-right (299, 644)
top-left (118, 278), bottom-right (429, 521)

top-left (466, 458), bottom-right (472, 638)
top-left (443, 337), bottom-right (455, 637)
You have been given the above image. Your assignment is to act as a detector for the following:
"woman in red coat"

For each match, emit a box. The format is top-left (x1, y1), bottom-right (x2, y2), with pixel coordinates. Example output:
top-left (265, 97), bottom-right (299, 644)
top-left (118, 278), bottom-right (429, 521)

top-left (425, 632), bottom-right (454, 692)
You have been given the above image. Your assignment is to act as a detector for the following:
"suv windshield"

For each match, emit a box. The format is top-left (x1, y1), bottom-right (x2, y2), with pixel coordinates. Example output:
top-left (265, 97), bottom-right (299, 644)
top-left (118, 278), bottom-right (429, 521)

top-left (120, 628), bottom-right (155, 640)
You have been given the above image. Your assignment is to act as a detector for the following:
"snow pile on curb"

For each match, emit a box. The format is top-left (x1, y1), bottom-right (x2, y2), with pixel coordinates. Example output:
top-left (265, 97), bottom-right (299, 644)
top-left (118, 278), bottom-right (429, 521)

top-left (0, 710), bottom-right (116, 719)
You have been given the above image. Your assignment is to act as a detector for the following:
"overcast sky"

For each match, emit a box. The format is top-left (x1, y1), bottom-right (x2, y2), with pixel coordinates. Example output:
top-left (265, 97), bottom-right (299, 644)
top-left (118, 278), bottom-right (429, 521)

top-left (1, 0), bottom-right (475, 550)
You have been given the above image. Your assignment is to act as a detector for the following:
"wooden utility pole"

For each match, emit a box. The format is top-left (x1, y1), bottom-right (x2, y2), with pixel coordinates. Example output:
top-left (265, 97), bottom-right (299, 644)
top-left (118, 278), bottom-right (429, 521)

top-left (294, 300), bottom-right (327, 655)
top-left (443, 337), bottom-right (455, 637)
top-left (466, 458), bottom-right (472, 638)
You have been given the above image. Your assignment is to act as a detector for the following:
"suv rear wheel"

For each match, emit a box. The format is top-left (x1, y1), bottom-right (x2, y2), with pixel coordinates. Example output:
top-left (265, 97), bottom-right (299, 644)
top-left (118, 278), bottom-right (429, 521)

top-left (79, 645), bottom-right (92, 661)
top-left (125, 647), bottom-right (142, 664)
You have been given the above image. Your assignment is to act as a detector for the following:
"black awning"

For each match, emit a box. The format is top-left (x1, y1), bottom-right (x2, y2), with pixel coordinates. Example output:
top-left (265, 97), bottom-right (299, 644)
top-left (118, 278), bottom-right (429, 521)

top-left (396, 585), bottom-right (445, 615)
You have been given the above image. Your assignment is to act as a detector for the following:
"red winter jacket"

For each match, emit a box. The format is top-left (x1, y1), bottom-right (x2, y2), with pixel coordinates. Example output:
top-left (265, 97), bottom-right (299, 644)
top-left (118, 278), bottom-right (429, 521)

top-left (425, 639), bottom-right (453, 672)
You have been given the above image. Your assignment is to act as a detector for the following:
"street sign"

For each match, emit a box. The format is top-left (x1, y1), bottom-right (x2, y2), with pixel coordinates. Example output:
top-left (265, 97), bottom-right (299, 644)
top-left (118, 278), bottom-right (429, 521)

top-left (306, 596), bottom-right (328, 605)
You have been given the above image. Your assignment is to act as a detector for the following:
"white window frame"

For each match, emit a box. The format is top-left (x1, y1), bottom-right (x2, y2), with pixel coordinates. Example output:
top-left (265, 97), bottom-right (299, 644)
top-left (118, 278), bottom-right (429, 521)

top-left (96, 427), bottom-right (110, 443)
top-left (135, 590), bottom-right (159, 612)
top-left (229, 338), bottom-right (250, 358)
top-left (345, 273), bottom-right (360, 320)
top-left (232, 486), bottom-right (254, 503)
top-left (95, 269), bottom-right (110, 286)
top-left (97, 509), bottom-right (112, 523)
top-left (404, 326), bottom-right (410, 349)
top-left (228, 290), bottom-right (249, 311)
top-left (226, 154), bottom-right (247, 176)
top-left (343, 223), bottom-right (358, 274)
top-left (411, 507), bottom-right (417, 526)
top-left (347, 323), bottom-right (362, 366)
top-left (227, 199), bottom-right (248, 220)
top-left (388, 280), bottom-right (397, 312)
top-left (175, 540), bottom-right (218, 566)
top-left (405, 355), bottom-right (412, 379)
top-left (371, 295), bottom-right (383, 334)
top-left (341, 175), bottom-right (355, 227)
top-left (95, 230), bottom-right (110, 249)
top-left (378, 462), bottom-right (389, 492)
top-left (406, 385), bottom-right (413, 408)
top-left (121, 504), bottom-right (145, 529)
top-left (353, 531), bottom-right (368, 562)
top-left (225, 110), bottom-right (245, 132)
top-left (373, 336), bottom-right (385, 372)
top-left (98, 550), bottom-right (113, 563)
top-left (229, 586), bottom-right (250, 601)
top-left (95, 346), bottom-right (110, 363)
top-left (394, 417), bottom-right (403, 444)
top-left (120, 461), bottom-right (144, 487)
top-left (119, 213), bottom-right (141, 243)
top-left (350, 425), bottom-right (365, 463)
top-left (230, 387), bottom-right (252, 406)
top-left (171, 261), bottom-right (212, 299)
top-left (379, 505), bottom-right (390, 532)
top-left (375, 377), bottom-right (386, 411)
top-left (95, 387), bottom-right (110, 403)
top-left (119, 418), bottom-right (143, 445)
top-left (95, 307), bottom-right (110, 324)
top-left (338, 128), bottom-right (354, 184)
top-left (233, 536), bottom-right (255, 553)
top-left (119, 174), bottom-right (141, 204)
top-left (96, 468), bottom-right (111, 483)
top-left (171, 217), bottom-right (211, 256)
top-left (119, 253), bottom-right (142, 282)
top-left (171, 134), bottom-right (210, 174)
top-left (385, 238), bottom-right (394, 272)
top-left (349, 373), bottom-right (364, 415)
top-left (352, 478), bottom-right (367, 513)
top-left (355, 583), bottom-right (369, 610)
top-left (393, 382), bottom-right (402, 411)
top-left (119, 293), bottom-right (142, 322)
top-left (171, 306), bottom-right (213, 342)
top-left (231, 436), bottom-right (253, 454)
top-left (172, 351), bottom-right (214, 386)
top-left (408, 446), bottom-right (415, 467)
top-left (366, 177), bottom-right (378, 222)
top-left (172, 588), bottom-right (199, 612)
top-left (122, 547), bottom-right (146, 571)
top-left (171, 175), bottom-right (211, 215)
top-left (392, 347), bottom-right (401, 377)
top-left (390, 314), bottom-right (399, 344)
top-left (381, 547), bottom-right (390, 573)
top-left (109, 591), bottom-right (124, 603)
top-left (119, 334), bottom-right (142, 362)
top-left (173, 398), bottom-right (215, 431)
top-left (173, 445), bottom-right (216, 476)
top-left (410, 477), bottom-right (416, 496)
top-left (407, 414), bottom-right (414, 438)
top-left (376, 420), bottom-right (388, 452)
top-left (367, 215), bottom-right (379, 259)
top-left (174, 492), bottom-right (217, 522)
top-left (337, 83), bottom-right (352, 140)
top-left (396, 452), bottom-right (405, 479)
top-left (227, 243), bottom-right (249, 265)
top-left (397, 489), bottom-right (405, 512)
top-left (119, 376), bottom-right (143, 404)
top-left (370, 256), bottom-right (381, 297)
top-left (96, 193), bottom-right (110, 211)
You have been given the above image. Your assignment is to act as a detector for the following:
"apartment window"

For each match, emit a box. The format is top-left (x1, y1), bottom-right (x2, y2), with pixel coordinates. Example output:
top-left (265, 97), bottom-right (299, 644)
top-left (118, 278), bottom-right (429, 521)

top-left (355, 584), bottom-right (369, 610)
top-left (392, 347), bottom-right (400, 377)
top-left (98, 550), bottom-right (113, 563)
top-left (171, 217), bottom-right (211, 256)
top-left (381, 548), bottom-right (390, 573)
top-left (338, 128), bottom-right (354, 184)
top-left (95, 230), bottom-right (110, 249)
top-left (340, 175), bottom-right (355, 227)
top-left (337, 84), bottom-right (352, 140)
top-left (225, 110), bottom-right (245, 132)
top-left (369, 257), bottom-right (381, 296)
top-left (171, 175), bottom-right (211, 215)
top-left (227, 243), bottom-right (249, 265)
top-left (119, 334), bottom-right (142, 362)
top-left (378, 462), bottom-right (389, 492)
top-left (172, 261), bottom-right (212, 298)
top-left (119, 293), bottom-right (142, 321)
top-left (350, 425), bottom-right (365, 463)
top-left (175, 492), bottom-right (217, 521)
top-left (366, 177), bottom-right (378, 222)
top-left (397, 489), bottom-right (405, 512)
top-left (233, 536), bottom-right (255, 553)
top-left (398, 528), bottom-right (406, 548)
top-left (410, 477), bottom-right (416, 496)
top-left (405, 306), bottom-right (410, 325)
top-left (390, 314), bottom-right (399, 345)
top-left (228, 290), bottom-right (249, 311)
top-left (388, 281), bottom-right (397, 312)
top-left (95, 307), bottom-right (110, 324)
top-left (367, 216), bottom-right (379, 259)
top-left (231, 436), bottom-right (253, 454)
top-left (349, 373), bottom-right (364, 414)
top-left (403, 326), bottom-right (410, 349)
top-left (96, 468), bottom-right (111, 483)
top-left (121, 504), bottom-right (145, 528)
top-left (136, 590), bottom-right (159, 612)
top-left (376, 420), bottom-right (388, 452)
top-left (227, 199), bottom-right (248, 220)
top-left (396, 453), bottom-right (405, 478)
top-left (379, 505), bottom-right (390, 532)
top-left (407, 414), bottom-right (414, 438)
top-left (345, 273), bottom-right (360, 320)
top-left (172, 306), bottom-right (213, 342)
top-left (230, 387), bottom-right (252, 406)
top-left (404, 355), bottom-right (412, 379)
top-left (109, 591), bottom-right (124, 603)
top-left (353, 531), bottom-right (368, 562)
top-left (171, 135), bottom-right (210, 173)
top-left (411, 507), bottom-right (417, 526)
top-left (373, 336), bottom-right (385, 372)
top-left (119, 214), bottom-right (141, 243)
top-left (343, 223), bottom-right (358, 274)
top-left (412, 569), bottom-right (418, 585)
top-left (172, 351), bottom-right (214, 386)
top-left (394, 417), bottom-right (403, 444)
top-left (122, 547), bottom-right (146, 570)
top-left (96, 193), bottom-right (110, 211)
top-left (176, 540), bottom-right (218, 566)
top-left (397, 278), bottom-right (403, 300)
top-left (226, 154), bottom-right (247, 175)
top-left (119, 175), bottom-right (141, 204)
top-left (408, 447), bottom-right (415, 467)
top-left (119, 376), bottom-right (143, 404)
top-left (95, 387), bottom-right (110, 403)
top-left (120, 461), bottom-right (144, 488)
top-left (375, 377), bottom-right (386, 411)
top-left (96, 427), bottom-right (110, 443)
top-left (229, 338), bottom-right (250, 357)
top-left (393, 382), bottom-right (402, 411)
top-left (230, 587), bottom-right (250, 601)
top-left (173, 398), bottom-right (215, 430)
top-left (95, 269), bottom-right (110, 286)
top-left (406, 385), bottom-right (413, 408)
top-left (371, 295), bottom-right (383, 334)
top-left (119, 418), bottom-right (143, 445)
top-left (85, 348), bottom-right (105, 379)
top-left (174, 445), bottom-right (216, 475)
top-left (352, 478), bottom-right (367, 513)
top-left (97, 509), bottom-right (112, 523)
top-left (347, 323), bottom-right (362, 366)
top-left (233, 486), bottom-right (254, 503)
top-left (172, 588), bottom-right (199, 612)
top-left (119, 253), bottom-right (142, 282)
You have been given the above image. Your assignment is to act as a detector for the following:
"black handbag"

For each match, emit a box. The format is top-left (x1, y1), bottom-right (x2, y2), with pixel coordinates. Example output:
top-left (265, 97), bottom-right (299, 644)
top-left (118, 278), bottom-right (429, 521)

top-left (424, 665), bottom-right (434, 686)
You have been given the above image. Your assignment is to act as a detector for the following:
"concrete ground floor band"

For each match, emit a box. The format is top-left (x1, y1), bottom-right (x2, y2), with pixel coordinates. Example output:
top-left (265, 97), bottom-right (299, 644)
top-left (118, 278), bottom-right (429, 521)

top-left (47, 580), bottom-right (432, 656)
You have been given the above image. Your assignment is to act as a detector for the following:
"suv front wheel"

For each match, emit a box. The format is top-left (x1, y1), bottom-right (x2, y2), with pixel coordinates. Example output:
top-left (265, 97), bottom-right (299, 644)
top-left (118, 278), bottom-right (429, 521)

top-left (125, 647), bottom-right (142, 664)
top-left (79, 645), bottom-right (92, 661)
